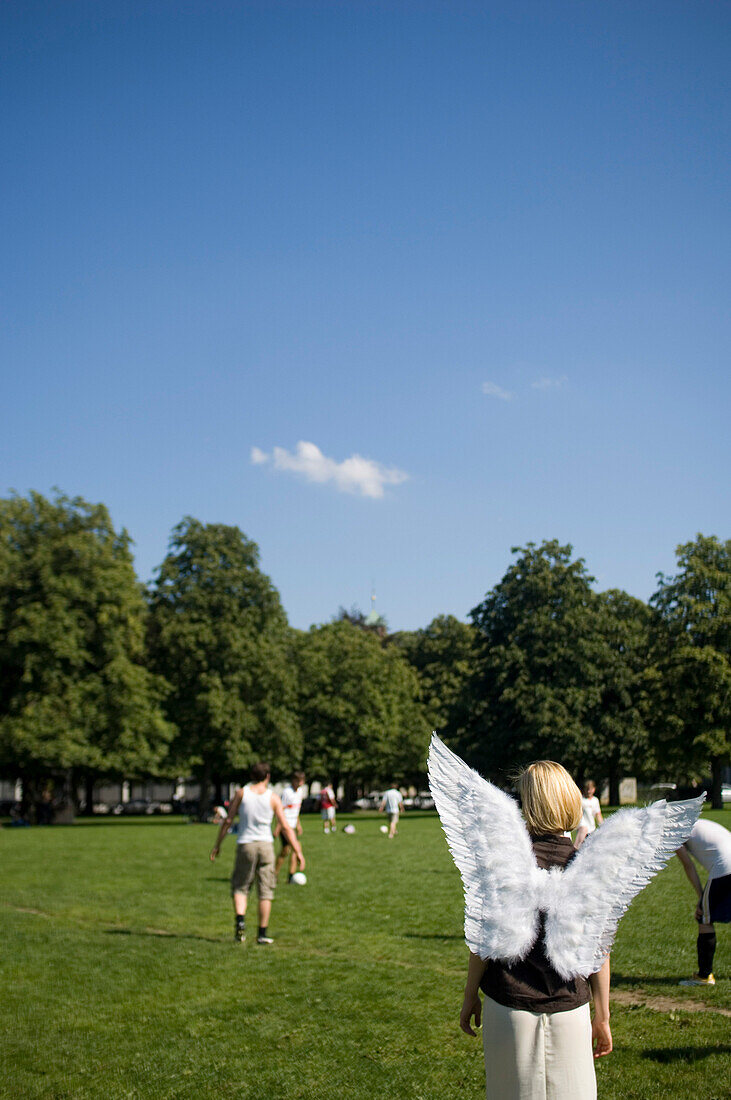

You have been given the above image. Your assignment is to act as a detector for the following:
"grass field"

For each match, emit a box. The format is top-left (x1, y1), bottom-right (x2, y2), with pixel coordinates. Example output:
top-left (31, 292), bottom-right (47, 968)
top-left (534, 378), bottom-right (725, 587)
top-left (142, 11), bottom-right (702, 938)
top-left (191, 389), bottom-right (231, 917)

top-left (1, 809), bottom-right (730, 1100)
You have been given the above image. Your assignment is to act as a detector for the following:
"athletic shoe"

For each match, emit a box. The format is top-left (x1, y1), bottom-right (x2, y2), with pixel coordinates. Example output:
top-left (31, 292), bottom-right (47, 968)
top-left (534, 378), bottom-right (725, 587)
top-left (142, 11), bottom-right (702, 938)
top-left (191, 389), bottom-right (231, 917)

top-left (257, 935), bottom-right (274, 945)
top-left (679, 973), bottom-right (715, 986)
top-left (234, 928), bottom-right (246, 944)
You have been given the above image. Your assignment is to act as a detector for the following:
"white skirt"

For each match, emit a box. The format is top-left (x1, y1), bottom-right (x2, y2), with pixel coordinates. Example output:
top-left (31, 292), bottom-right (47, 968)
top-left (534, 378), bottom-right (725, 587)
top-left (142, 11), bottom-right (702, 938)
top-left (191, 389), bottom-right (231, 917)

top-left (482, 996), bottom-right (597, 1100)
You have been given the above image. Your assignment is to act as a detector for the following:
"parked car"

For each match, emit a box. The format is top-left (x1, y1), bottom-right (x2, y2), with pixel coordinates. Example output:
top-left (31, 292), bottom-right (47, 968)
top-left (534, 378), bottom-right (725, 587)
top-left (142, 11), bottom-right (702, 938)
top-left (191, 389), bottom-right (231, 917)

top-left (353, 793), bottom-right (383, 810)
top-left (111, 799), bottom-right (156, 815)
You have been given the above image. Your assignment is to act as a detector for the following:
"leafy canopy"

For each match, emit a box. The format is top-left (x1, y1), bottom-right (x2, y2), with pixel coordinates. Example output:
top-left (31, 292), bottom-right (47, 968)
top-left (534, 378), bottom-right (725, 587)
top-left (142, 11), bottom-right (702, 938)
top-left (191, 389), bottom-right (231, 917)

top-left (0, 491), bottom-right (172, 778)
top-left (148, 518), bottom-right (300, 781)
top-left (296, 619), bottom-right (430, 786)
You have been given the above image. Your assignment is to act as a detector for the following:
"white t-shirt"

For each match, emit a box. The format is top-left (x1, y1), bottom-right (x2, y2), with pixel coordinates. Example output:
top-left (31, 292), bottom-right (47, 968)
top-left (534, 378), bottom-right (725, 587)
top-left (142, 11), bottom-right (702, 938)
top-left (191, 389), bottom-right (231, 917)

top-left (280, 784), bottom-right (304, 829)
top-left (684, 819), bottom-right (731, 880)
top-left (383, 788), bottom-right (403, 814)
top-left (580, 796), bottom-right (601, 833)
top-left (236, 785), bottom-right (274, 844)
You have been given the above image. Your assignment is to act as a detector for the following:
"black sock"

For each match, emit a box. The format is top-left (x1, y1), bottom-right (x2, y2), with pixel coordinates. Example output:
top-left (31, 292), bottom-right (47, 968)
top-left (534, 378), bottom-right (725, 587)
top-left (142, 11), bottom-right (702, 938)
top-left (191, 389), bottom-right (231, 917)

top-left (258, 926), bottom-right (268, 938)
top-left (697, 931), bottom-right (716, 977)
top-left (235, 914), bottom-right (245, 930)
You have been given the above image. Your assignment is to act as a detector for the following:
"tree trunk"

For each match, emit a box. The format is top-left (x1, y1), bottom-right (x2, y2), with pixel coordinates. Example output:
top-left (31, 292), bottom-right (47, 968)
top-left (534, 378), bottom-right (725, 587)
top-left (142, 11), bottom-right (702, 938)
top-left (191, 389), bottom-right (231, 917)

top-left (711, 755), bottom-right (724, 811)
top-left (343, 777), bottom-right (359, 810)
top-left (213, 777), bottom-right (223, 805)
top-left (53, 768), bottom-right (76, 823)
top-left (197, 762), bottom-right (212, 821)
top-left (608, 766), bottom-right (621, 808)
top-left (19, 771), bottom-right (37, 823)
top-left (83, 773), bottom-right (95, 816)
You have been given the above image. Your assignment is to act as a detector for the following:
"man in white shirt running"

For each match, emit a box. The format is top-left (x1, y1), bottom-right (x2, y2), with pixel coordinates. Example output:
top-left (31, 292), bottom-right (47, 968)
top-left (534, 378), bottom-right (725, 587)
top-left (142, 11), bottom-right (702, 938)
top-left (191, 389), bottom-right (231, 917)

top-left (210, 761), bottom-right (304, 945)
top-left (379, 785), bottom-right (404, 838)
top-left (275, 770), bottom-right (306, 882)
top-left (676, 817), bottom-right (731, 985)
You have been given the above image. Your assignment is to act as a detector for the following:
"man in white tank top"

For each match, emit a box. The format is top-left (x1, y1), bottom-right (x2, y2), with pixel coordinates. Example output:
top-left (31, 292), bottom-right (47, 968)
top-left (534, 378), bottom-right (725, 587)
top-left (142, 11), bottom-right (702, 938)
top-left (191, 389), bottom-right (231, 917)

top-left (676, 817), bottom-right (731, 985)
top-left (275, 770), bottom-right (306, 881)
top-left (210, 761), bottom-right (305, 945)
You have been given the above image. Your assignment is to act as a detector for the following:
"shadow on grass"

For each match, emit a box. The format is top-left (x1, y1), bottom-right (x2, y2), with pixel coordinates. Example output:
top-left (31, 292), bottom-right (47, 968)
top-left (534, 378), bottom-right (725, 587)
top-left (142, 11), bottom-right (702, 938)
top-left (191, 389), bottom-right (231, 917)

top-left (105, 928), bottom-right (223, 944)
top-left (612, 973), bottom-right (697, 988)
top-left (642, 1046), bottom-right (731, 1063)
top-left (402, 933), bottom-right (463, 942)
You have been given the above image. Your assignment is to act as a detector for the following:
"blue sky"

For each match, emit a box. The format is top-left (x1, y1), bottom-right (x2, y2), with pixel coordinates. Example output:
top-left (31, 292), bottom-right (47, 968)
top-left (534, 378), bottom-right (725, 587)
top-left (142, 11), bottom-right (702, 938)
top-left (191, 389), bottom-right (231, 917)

top-left (2, 1), bottom-right (729, 630)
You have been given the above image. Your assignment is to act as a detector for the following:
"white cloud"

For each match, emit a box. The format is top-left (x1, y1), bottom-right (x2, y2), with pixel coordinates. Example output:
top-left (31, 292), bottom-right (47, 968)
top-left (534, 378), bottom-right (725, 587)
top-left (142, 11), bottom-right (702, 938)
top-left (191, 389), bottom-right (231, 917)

top-left (481, 381), bottom-right (513, 401)
top-left (531, 375), bottom-right (568, 391)
top-left (251, 441), bottom-right (409, 499)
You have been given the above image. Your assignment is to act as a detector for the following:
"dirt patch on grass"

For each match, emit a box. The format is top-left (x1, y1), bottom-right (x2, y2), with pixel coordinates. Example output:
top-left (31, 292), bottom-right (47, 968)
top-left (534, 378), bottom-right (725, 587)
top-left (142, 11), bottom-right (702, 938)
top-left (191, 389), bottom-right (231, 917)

top-left (611, 989), bottom-right (731, 1018)
top-left (3, 904), bottom-right (50, 917)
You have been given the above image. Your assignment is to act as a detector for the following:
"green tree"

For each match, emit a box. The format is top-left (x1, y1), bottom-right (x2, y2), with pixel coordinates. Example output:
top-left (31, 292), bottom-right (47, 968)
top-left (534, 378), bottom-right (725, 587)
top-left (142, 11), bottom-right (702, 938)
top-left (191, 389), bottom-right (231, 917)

top-left (650, 534), bottom-right (731, 808)
top-left (0, 491), bottom-right (172, 817)
top-left (148, 518), bottom-right (300, 816)
top-left (296, 620), bottom-right (430, 798)
top-left (581, 590), bottom-right (652, 803)
top-left (464, 541), bottom-right (648, 790)
top-left (390, 614), bottom-right (477, 741)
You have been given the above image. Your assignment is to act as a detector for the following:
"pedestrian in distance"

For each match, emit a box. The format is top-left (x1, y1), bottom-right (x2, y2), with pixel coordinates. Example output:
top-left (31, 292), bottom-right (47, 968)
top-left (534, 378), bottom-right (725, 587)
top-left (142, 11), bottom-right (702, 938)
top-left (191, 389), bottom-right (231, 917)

top-left (676, 816), bottom-right (731, 985)
top-left (379, 785), bottom-right (404, 838)
top-left (275, 770), bottom-right (306, 882)
top-left (574, 780), bottom-right (604, 848)
top-left (319, 781), bottom-right (337, 833)
top-left (210, 761), bottom-right (304, 945)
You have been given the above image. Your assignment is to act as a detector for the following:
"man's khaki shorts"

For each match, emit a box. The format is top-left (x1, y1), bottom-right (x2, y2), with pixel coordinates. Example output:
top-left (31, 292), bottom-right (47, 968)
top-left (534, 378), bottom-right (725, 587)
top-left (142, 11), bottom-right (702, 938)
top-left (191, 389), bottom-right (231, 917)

top-left (231, 841), bottom-right (277, 900)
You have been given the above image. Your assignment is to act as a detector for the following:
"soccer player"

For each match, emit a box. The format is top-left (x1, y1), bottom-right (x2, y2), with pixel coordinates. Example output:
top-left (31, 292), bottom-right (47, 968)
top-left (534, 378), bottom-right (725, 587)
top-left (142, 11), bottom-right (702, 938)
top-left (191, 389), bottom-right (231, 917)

top-left (379, 785), bottom-right (404, 838)
top-left (676, 817), bottom-right (731, 985)
top-left (275, 770), bottom-right (306, 881)
top-left (210, 761), bottom-right (304, 945)
top-left (319, 781), bottom-right (337, 833)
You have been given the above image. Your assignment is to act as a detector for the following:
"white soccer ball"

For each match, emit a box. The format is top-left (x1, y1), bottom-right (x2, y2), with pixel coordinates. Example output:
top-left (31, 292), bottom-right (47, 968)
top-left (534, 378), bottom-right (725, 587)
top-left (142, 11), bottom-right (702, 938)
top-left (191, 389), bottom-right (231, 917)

top-left (343, 824), bottom-right (356, 834)
top-left (291, 871), bottom-right (307, 886)
top-left (380, 824), bottom-right (388, 833)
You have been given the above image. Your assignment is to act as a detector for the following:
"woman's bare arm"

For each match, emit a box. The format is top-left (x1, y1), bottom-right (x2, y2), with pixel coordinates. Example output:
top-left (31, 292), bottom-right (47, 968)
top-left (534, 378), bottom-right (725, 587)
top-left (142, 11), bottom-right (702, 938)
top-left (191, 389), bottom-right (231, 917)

top-left (589, 957), bottom-right (612, 1057)
top-left (460, 952), bottom-right (488, 1036)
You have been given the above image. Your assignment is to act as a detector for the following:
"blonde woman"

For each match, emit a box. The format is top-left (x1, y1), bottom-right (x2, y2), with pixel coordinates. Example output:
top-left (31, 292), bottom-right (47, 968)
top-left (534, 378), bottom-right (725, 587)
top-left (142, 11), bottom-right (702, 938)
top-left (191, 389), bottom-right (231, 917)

top-left (427, 735), bottom-right (704, 1100)
top-left (460, 762), bottom-right (610, 1099)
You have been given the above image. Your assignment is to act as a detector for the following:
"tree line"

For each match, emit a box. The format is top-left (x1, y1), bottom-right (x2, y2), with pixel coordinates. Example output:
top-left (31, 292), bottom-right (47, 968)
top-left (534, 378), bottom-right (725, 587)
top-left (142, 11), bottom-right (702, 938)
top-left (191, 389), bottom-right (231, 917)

top-left (0, 492), bottom-right (729, 816)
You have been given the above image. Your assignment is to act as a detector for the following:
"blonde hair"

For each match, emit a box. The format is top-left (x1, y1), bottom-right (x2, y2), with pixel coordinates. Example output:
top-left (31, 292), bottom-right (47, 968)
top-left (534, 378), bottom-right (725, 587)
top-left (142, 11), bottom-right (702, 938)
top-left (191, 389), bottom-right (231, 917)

top-left (519, 760), bottom-right (582, 837)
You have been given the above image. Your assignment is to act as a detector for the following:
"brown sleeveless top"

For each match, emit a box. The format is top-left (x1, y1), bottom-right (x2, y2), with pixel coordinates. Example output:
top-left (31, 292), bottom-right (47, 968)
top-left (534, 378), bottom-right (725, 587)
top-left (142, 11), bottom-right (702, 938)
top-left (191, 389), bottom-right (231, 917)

top-left (480, 834), bottom-right (592, 1013)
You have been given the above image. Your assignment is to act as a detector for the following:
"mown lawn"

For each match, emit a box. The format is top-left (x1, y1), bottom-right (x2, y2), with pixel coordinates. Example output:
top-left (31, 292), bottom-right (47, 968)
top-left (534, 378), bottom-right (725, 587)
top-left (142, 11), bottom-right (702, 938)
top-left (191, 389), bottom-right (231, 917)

top-left (1, 809), bottom-right (729, 1099)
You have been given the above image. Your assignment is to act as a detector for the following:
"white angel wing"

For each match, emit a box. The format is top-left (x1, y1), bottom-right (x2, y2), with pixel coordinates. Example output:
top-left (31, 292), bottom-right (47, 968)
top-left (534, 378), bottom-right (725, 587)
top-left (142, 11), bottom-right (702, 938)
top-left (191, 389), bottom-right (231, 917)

top-left (545, 794), bottom-right (705, 979)
top-left (427, 733), bottom-right (542, 963)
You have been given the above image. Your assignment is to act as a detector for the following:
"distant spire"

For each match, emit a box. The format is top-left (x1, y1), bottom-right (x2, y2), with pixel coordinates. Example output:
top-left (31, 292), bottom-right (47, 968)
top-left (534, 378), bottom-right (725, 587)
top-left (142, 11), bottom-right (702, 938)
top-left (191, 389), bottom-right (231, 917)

top-left (364, 583), bottom-right (386, 632)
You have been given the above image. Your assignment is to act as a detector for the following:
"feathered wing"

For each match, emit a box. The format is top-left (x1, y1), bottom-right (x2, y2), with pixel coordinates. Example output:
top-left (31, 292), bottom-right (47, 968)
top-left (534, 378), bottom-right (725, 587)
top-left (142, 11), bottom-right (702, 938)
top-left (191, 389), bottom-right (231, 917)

top-left (427, 733), bottom-right (541, 963)
top-left (544, 794), bottom-right (705, 979)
